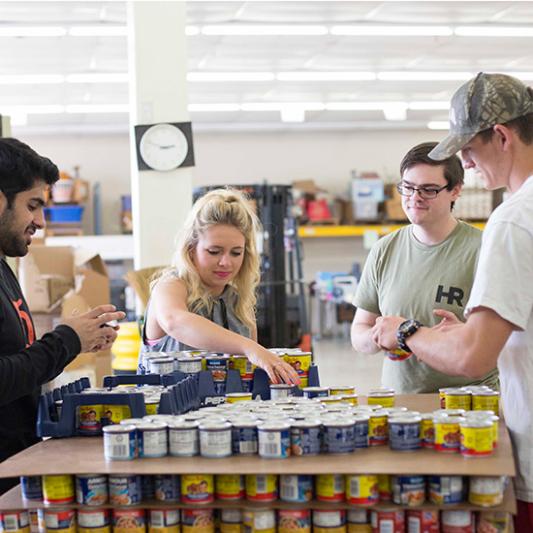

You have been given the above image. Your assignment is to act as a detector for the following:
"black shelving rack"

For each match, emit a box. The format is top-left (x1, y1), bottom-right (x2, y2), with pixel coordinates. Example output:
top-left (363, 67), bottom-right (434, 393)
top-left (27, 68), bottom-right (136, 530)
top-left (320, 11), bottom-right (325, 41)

top-left (193, 184), bottom-right (309, 350)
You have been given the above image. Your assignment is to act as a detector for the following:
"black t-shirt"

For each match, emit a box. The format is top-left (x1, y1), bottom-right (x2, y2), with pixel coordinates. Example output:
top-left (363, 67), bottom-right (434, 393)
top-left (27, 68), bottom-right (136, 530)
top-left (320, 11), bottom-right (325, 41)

top-left (0, 259), bottom-right (81, 493)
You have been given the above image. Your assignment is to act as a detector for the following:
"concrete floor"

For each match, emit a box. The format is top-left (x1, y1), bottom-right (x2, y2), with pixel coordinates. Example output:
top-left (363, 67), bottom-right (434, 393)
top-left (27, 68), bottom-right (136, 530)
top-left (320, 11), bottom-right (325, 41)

top-left (312, 336), bottom-right (383, 395)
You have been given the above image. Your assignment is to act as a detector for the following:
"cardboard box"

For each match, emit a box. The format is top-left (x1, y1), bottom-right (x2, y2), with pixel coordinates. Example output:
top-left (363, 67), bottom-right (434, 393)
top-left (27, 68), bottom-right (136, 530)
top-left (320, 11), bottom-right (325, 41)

top-left (124, 266), bottom-right (164, 311)
top-left (385, 185), bottom-right (408, 222)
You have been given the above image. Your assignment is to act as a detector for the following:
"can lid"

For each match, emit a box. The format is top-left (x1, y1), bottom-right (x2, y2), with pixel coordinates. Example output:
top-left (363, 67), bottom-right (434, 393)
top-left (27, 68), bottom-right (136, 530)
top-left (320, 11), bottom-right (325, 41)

top-left (149, 356), bottom-right (175, 364)
top-left (136, 422), bottom-right (167, 431)
top-left (472, 390), bottom-right (500, 397)
top-left (321, 417), bottom-right (355, 427)
top-left (198, 421), bottom-right (232, 431)
top-left (459, 418), bottom-right (493, 428)
top-left (302, 386), bottom-right (328, 392)
top-left (257, 421), bottom-right (291, 431)
top-left (446, 389), bottom-right (472, 396)
top-left (119, 418), bottom-right (145, 426)
top-left (102, 424), bottom-right (136, 434)
top-left (167, 420), bottom-right (200, 430)
top-left (291, 419), bottom-right (321, 428)
top-left (389, 415), bottom-right (422, 424)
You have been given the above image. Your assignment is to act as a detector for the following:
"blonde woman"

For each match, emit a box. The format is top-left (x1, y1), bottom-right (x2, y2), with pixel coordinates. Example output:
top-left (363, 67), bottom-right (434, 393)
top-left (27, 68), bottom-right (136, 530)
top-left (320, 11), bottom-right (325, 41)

top-left (139, 188), bottom-right (299, 385)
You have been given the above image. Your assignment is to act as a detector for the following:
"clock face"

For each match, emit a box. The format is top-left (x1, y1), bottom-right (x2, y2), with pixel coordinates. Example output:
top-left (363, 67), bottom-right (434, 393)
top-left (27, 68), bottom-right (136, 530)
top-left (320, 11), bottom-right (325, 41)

top-left (139, 123), bottom-right (189, 171)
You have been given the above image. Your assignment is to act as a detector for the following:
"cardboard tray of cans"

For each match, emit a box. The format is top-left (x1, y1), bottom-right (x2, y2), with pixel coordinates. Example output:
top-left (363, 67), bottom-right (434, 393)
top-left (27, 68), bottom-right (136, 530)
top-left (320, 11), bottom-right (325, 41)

top-left (0, 395), bottom-right (515, 478)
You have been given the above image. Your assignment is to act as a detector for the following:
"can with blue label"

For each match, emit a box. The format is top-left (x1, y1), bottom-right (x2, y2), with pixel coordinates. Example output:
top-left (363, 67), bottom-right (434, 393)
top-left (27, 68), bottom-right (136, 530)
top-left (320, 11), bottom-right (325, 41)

top-left (231, 420), bottom-right (258, 455)
top-left (280, 475), bottom-right (314, 503)
top-left (389, 416), bottom-right (421, 451)
top-left (290, 420), bottom-right (321, 456)
top-left (141, 475), bottom-right (155, 501)
top-left (353, 415), bottom-right (369, 449)
top-left (76, 475), bottom-right (108, 506)
top-left (108, 475), bottom-right (142, 506)
top-left (391, 475), bottom-right (426, 507)
top-left (257, 421), bottom-right (291, 458)
top-left (154, 475), bottom-right (181, 502)
top-left (323, 418), bottom-right (355, 454)
top-left (137, 422), bottom-right (168, 458)
top-left (302, 387), bottom-right (329, 399)
top-left (428, 476), bottom-right (465, 504)
top-left (20, 476), bottom-right (43, 501)
top-left (103, 425), bottom-right (137, 461)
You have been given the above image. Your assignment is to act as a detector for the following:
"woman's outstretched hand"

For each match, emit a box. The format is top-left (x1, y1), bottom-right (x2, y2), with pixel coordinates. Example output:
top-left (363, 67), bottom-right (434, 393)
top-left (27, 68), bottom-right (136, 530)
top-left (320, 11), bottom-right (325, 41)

top-left (246, 346), bottom-right (301, 385)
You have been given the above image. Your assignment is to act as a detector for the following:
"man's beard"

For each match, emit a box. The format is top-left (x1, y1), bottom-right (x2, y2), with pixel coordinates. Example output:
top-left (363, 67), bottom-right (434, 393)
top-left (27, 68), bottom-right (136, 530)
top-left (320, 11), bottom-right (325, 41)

top-left (0, 209), bottom-right (31, 257)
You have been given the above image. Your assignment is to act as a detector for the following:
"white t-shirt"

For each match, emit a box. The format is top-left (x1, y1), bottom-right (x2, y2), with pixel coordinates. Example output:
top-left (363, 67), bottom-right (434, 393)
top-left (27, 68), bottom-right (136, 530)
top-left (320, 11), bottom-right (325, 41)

top-left (466, 175), bottom-right (533, 502)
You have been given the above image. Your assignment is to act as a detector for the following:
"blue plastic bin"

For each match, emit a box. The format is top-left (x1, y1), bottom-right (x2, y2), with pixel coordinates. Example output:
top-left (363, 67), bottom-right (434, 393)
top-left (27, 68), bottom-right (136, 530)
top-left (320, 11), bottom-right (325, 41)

top-left (44, 205), bottom-right (84, 223)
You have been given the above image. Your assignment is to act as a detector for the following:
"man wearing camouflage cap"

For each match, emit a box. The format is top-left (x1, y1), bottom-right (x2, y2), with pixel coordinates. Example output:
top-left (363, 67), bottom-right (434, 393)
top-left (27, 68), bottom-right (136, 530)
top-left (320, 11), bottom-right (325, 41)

top-left (371, 72), bottom-right (533, 532)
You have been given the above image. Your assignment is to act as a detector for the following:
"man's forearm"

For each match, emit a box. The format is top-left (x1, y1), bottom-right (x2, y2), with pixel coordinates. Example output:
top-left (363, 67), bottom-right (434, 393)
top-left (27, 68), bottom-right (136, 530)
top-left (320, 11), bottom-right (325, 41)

top-left (351, 324), bottom-right (381, 354)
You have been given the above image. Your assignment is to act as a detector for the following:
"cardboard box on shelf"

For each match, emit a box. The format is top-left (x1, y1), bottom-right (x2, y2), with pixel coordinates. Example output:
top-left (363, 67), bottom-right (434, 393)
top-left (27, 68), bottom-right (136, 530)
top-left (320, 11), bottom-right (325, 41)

top-left (124, 266), bottom-right (165, 311)
top-left (384, 184), bottom-right (408, 222)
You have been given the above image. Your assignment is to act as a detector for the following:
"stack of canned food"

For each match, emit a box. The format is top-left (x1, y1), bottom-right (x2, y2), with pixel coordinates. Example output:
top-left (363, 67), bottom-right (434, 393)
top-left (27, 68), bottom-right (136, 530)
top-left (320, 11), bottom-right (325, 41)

top-left (139, 349), bottom-right (313, 394)
top-left (101, 385), bottom-right (500, 461)
top-left (0, 506), bottom-right (513, 533)
top-left (20, 473), bottom-right (508, 509)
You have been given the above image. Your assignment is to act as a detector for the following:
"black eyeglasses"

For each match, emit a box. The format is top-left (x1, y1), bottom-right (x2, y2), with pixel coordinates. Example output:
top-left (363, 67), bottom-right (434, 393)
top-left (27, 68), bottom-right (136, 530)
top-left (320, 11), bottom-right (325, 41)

top-left (396, 182), bottom-right (449, 200)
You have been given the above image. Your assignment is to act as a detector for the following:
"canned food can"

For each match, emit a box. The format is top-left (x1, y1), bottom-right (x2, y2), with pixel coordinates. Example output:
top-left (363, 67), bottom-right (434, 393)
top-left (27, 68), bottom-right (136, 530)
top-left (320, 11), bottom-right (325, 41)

top-left (220, 509), bottom-right (242, 533)
top-left (141, 475), bottom-right (155, 501)
top-left (278, 510), bottom-right (311, 533)
top-left (341, 394), bottom-right (359, 406)
top-left (181, 475), bottom-right (214, 504)
top-left (428, 476), bottom-right (465, 505)
top-left (199, 422), bottom-right (232, 458)
top-left (315, 474), bottom-right (345, 502)
top-left (440, 510), bottom-right (474, 533)
top-left (352, 415), bottom-right (369, 449)
top-left (144, 398), bottom-right (159, 416)
top-left (406, 510), bottom-right (439, 533)
top-left (285, 352), bottom-right (312, 376)
top-left (329, 386), bottom-right (355, 396)
top-left (245, 474), bottom-right (278, 502)
top-left (290, 420), bottom-right (321, 455)
top-left (225, 393), bottom-right (252, 403)
top-left (257, 422), bottom-right (291, 458)
top-left (444, 389), bottom-right (471, 410)
top-left (345, 475), bottom-right (379, 505)
top-left (433, 415), bottom-right (461, 453)
top-left (215, 475), bottom-right (245, 501)
top-left (468, 476), bottom-right (505, 507)
top-left (0, 511), bottom-right (30, 533)
top-left (103, 424), bottom-right (137, 461)
top-left (279, 475), bottom-right (314, 503)
top-left (231, 420), bottom-right (258, 455)
top-left (439, 388), bottom-right (452, 409)
top-left (42, 475), bottom-right (75, 505)
top-left (112, 509), bottom-right (145, 533)
top-left (108, 475), bottom-right (142, 506)
top-left (148, 509), bottom-right (179, 533)
top-left (391, 475), bottom-right (426, 507)
top-left (322, 419), bottom-right (355, 454)
top-left (177, 357), bottom-right (203, 375)
top-left (77, 508), bottom-right (110, 533)
top-left (41, 509), bottom-right (76, 533)
top-left (370, 509), bottom-right (404, 533)
top-left (205, 356), bottom-right (228, 382)
top-left (388, 416), bottom-right (421, 451)
top-left (242, 510), bottom-right (275, 533)
top-left (149, 357), bottom-right (175, 375)
top-left (368, 411), bottom-right (388, 446)
top-left (460, 418), bottom-right (493, 457)
top-left (229, 355), bottom-right (255, 380)
top-left (20, 476), bottom-right (42, 501)
top-left (420, 414), bottom-right (434, 448)
top-left (137, 422), bottom-right (168, 458)
top-left (302, 387), bottom-right (328, 399)
top-left (312, 510), bottom-right (346, 533)
top-left (77, 404), bottom-right (103, 435)
top-left (181, 509), bottom-right (214, 533)
top-left (367, 389), bottom-right (395, 408)
top-left (377, 475), bottom-right (392, 502)
top-left (75, 475), bottom-right (108, 506)
top-left (270, 384), bottom-right (292, 400)
top-left (154, 475), bottom-right (180, 502)
top-left (168, 420), bottom-right (199, 457)
top-left (476, 511), bottom-right (511, 533)
top-left (241, 379), bottom-right (253, 393)
top-left (347, 509), bottom-right (368, 525)
top-left (472, 390), bottom-right (499, 413)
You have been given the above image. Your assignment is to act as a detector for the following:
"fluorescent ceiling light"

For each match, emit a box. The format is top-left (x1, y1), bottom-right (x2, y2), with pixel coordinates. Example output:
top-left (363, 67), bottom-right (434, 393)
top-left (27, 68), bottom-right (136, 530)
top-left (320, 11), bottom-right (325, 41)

top-left (280, 108), bottom-right (305, 123)
top-left (9, 113), bottom-right (28, 127)
top-left (185, 26), bottom-right (200, 36)
top-left (428, 121), bottom-right (450, 130)
top-left (277, 71), bottom-right (376, 81)
top-left (241, 102), bottom-right (325, 112)
top-left (325, 102), bottom-right (403, 111)
top-left (188, 72), bottom-right (275, 82)
top-left (331, 25), bottom-right (452, 36)
top-left (378, 71), bottom-right (472, 81)
top-left (68, 26), bottom-right (127, 37)
top-left (408, 101), bottom-right (450, 110)
top-left (0, 74), bottom-right (65, 84)
top-left (66, 73), bottom-right (129, 83)
top-left (201, 25), bottom-right (328, 36)
top-left (65, 104), bottom-right (129, 114)
top-left (188, 103), bottom-right (240, 112)
top-left (0, 26), bottom-right (67, 37)
top-left (0, 105), bottom-right (65, 114)
top-left (455, 26), bottom-right (533, 37)
top-left (383, 104), bottom-right (408, 121)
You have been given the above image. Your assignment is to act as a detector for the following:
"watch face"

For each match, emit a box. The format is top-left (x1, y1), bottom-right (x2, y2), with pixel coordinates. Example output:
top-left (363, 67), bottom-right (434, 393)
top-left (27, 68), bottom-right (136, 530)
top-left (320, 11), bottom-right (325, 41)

top-left (139, 123), bottom-right (189, 171)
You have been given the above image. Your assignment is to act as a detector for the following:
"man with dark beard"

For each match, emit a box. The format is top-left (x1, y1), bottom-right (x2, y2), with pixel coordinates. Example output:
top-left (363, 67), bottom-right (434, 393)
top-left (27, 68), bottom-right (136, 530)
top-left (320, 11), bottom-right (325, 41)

top-left (0, 138), bottom-right (125, 493)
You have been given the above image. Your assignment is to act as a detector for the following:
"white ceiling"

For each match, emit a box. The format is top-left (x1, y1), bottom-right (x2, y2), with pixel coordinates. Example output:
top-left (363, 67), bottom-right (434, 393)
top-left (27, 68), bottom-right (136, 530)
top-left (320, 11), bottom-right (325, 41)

top-left (1, 1), bottom-right (533, 134)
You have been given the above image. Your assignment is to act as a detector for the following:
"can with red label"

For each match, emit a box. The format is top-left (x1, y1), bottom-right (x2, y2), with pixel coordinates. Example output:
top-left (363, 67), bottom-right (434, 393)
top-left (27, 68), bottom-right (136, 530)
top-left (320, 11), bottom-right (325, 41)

top-left (370, 509), bottom-right (404, 533)
top-left (42, 475), bottom-right (75, 505)
top-left (215, 475), bottom-right (245, 500)
top-left (377, 475), bottom-right (391, 502)
top-left (406, 510), bottom-right (439, 533)
top-left (112, 509), bottom-right (145, 533)
top-left (40, 509), bottom-right (76, 533)
top-left (245, 474), bottom-right (278, 502)
top-left (345, 475), bottom-right (379, 506)
top-left (181, 475), bottom-right (214, 504)
top-left (181, 509), bottom-right (214, 533)
top-left (420, 414), bottom-right (434, 448)
top-left (441, 510), bottom-right (474, 533)
top-left (0, 510), bottom-right (30, 533)
top-left (278, 509), bottom-right (311, 533)
top-left (313, 510), bottom-right (346, 533)
top-left (77, 508), bottom-right (111, 533)
top-left (315, 474), bottom-right (345, 502)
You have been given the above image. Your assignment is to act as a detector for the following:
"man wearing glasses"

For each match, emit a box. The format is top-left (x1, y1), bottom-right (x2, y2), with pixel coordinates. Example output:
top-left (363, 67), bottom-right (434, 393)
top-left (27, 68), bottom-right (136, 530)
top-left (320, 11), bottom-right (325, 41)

top-left (351, 141), bottom-right (498, 393)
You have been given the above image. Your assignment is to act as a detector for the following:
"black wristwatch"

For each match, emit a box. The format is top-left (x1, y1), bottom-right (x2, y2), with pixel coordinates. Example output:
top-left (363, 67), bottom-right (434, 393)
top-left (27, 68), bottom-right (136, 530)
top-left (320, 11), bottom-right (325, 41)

top-left (396, 319), bottom-right (422, 353)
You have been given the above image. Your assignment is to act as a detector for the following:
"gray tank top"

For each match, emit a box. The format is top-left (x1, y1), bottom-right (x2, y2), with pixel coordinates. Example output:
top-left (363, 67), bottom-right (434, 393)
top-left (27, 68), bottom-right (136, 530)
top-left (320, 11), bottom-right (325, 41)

top-left (138, 283), bottom-right (251, 372)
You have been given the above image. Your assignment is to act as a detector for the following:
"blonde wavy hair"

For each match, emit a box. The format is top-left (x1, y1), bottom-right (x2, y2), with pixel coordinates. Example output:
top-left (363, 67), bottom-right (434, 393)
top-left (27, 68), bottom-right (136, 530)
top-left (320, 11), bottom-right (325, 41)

top-left (154, 188), bottom-right (261, 332)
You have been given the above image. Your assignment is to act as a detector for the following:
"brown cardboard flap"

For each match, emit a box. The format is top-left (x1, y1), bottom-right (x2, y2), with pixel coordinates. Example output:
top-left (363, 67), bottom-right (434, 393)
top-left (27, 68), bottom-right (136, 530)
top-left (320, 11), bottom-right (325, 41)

top-left (124, 266), bottom-right (165, 309)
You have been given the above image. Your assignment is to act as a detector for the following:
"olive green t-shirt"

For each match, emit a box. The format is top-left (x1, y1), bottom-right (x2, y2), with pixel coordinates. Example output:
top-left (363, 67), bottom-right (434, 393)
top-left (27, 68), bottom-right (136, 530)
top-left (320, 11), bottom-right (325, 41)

top-left (354, 221), bottom-right (499, 393)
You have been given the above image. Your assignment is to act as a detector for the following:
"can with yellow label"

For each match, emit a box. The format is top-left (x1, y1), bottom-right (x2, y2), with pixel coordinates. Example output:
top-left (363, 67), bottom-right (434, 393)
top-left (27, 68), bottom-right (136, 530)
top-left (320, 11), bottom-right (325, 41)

top-left (345, 475), bottom-right (379, 505)
top-left (215, 475), bottom-right (245, 500)
top-left (444, 389), bottom-right (471, 410)
top-left (460, 419), bottom-right (494, 457)
top-left (42, 475), bottom-right (75, 505)
top-left (315, 474), bottom-right (345, 502)
top-left (368, 411), bottom-right (388, 446)
top-left (472, 391), bottom-right (500, 414)
top-left (433, 415), bottom-right (461, 453)
top-left (181, 475), bottom-right (214, 504)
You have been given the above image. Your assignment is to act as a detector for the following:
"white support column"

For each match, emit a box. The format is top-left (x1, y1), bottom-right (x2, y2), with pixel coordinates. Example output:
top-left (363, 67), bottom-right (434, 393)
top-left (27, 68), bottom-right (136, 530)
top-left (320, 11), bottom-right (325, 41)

top-left (127, 1), bottom-right (193, 269)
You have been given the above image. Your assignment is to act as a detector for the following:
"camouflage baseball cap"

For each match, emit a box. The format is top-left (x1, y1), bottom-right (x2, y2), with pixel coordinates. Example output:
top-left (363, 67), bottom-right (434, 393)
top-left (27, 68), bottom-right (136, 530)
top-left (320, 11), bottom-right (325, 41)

top-left (429, 72), bottom-right (533, 160)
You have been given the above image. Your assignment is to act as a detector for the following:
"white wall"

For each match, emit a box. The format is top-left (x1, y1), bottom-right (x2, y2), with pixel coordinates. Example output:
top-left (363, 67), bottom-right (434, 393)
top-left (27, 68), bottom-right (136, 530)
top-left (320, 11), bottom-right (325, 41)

top-left (22, 128), bottom-right (443, 235)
